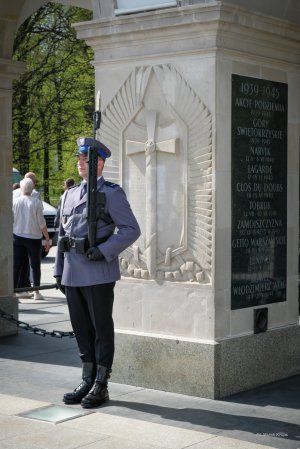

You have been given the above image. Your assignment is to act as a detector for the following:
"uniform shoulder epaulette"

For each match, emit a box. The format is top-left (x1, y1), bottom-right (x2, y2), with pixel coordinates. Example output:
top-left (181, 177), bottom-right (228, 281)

top-left (104, 181), bottom-right (119, 188)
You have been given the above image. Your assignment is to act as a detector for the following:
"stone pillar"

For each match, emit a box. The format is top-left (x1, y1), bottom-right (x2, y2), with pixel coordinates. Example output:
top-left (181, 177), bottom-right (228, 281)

top-left (76, 1), bottom-right (300, 397)
top-left (0, 17), bottom-right (25, 336)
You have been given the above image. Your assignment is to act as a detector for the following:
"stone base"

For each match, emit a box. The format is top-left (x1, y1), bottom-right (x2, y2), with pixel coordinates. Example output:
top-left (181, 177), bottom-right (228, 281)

top-left (114, 280), bottom-right (214, 340)
top-left (0, 296), bottom-right (18, 337)
top-left (112, 324), bottom-right (300, 398)
top-left (216, 324), bottom-right (300, 397)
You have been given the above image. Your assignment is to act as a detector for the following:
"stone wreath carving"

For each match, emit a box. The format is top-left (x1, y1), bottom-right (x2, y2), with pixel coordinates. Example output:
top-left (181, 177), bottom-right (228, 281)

top-left (99, 64), bottom-right (213, 283)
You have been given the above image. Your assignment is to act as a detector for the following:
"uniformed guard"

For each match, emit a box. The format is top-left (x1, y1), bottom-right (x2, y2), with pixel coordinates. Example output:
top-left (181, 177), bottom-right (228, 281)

top-left (54, 137), bottom-right (140, 408)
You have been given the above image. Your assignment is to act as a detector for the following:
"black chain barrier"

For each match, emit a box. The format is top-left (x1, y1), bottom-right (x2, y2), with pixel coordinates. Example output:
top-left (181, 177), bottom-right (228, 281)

top-left (14, 283), bottom-right (58, 293)
top-left (0, 283), bottom-right (75, 339)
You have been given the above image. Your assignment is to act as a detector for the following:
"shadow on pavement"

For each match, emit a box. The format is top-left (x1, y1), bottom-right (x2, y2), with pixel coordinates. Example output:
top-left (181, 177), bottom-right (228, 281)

top-left (103, 397), bottom-right (300, 443)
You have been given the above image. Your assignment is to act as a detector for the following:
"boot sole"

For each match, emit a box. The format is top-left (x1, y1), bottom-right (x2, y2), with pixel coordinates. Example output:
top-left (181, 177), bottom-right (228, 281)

top-left (81, 395), bottom-right (109, 408)
top-left (63, 397), bottom-right (84, 405)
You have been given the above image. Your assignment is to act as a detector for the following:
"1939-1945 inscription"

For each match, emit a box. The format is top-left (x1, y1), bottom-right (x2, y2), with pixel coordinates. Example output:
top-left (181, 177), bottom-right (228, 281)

top-left (231, 74), bottom-right (287, 310)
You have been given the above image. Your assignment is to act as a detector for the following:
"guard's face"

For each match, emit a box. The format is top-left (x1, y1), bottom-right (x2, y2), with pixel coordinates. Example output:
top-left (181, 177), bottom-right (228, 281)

top-left (76, 154), bottom-right (105, 180)
top-left (77, 154), bottom-right (89, 179)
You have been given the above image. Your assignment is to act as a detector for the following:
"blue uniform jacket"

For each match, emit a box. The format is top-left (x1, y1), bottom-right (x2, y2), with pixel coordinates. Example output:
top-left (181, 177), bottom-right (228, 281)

top-left (53, 177), bottom-right (140, 287)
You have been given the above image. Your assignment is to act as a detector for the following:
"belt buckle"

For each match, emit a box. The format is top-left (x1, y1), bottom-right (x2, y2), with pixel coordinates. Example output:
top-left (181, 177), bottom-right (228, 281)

top-left (69, 238), bottom-right (76, 248)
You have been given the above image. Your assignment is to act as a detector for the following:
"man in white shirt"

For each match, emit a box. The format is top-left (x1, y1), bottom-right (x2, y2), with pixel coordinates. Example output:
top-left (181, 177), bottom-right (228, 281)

top-left (13, 172), bottom-right (40, 199)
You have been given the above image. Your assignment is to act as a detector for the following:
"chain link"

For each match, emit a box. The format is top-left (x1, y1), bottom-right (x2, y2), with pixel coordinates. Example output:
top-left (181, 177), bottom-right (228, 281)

top-left (0, 308), bottom-right (75, 338)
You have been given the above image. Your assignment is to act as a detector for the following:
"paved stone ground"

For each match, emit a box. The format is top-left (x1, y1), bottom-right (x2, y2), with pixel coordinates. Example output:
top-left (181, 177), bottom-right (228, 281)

top-left (0, 248), bottom-right (299, 449)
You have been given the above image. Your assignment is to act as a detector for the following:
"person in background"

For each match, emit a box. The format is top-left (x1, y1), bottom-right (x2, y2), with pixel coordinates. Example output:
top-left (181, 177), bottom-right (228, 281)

top-left (54, 137), bottom-right (140, 408)
top-left (54, 178), bottom-right (75, 230)
top-left (12, 182), bottom-right (20, 190)
top-left (13, 178), bottom-right (51, 300)
top-left (13, 171), bottom-right (41, 295)
top-left (13, 172), bottom-right (40, 199)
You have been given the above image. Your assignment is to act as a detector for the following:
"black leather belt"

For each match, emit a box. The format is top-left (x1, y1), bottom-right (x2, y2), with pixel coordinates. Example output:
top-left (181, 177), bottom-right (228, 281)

top-left (58, 235), bottom-right (111, 254)
top-left (69, 236), bottom-right (109, 247)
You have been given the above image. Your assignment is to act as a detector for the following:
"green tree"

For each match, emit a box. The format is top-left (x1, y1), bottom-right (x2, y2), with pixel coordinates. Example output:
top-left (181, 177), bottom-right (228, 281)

top-left (12, 2), bottom-right (94, 203)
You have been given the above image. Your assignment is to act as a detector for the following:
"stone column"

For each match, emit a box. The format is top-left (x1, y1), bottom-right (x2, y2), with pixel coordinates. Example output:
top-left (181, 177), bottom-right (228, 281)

top-left (0, 17), bottom-right (25, 336)
top-left (76, 1), bottom-right (300, 397)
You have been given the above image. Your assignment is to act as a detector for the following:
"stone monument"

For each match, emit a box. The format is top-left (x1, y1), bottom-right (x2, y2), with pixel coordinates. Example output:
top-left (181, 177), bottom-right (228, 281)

top-left (75, 0), bottom-right (300, 398)
top-left (1, 0), bottom-right (299, 399)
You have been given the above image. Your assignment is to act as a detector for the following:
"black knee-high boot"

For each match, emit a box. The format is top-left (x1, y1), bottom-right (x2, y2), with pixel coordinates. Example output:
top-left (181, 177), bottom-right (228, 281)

top-left (63, 362), bottom-right (96, 404)
top-left (81, 365), bottom-right (111, 408)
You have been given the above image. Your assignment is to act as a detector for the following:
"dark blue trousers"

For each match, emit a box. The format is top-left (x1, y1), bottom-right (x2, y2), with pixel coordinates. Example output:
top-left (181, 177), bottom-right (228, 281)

top-left (66, 282), bottom-right (115, 369)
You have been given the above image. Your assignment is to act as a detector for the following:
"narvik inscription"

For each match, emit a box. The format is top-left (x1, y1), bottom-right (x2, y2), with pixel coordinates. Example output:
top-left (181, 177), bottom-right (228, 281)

top-left (231, 75), bottom-right (287, 310)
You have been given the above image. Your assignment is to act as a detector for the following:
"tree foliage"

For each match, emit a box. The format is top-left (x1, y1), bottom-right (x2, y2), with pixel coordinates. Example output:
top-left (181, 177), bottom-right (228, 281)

top-left (12, 2), bottom-right (94, 204)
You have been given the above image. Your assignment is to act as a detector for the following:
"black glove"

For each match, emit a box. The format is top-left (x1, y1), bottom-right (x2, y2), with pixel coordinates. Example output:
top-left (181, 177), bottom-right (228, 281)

top-left (86, 247), bottom-right (104, 261)
top-left (55, 276), bottom-right (65, 295)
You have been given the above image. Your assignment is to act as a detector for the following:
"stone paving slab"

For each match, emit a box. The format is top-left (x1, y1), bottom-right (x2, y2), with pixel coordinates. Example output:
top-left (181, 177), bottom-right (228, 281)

top-left (0, 394), bottom-right (49, 415)
top-left (0, 395), bottom-right (279, 449)
top-left (0, 415), bottom-right (109, 449)
top-left (59, 411), bottom-right (217, 449)
top-left (189, 436), bottom-right (276, 449)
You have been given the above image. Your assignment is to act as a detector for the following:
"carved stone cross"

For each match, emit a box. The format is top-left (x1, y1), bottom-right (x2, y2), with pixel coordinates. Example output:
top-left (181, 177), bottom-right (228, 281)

top-left (126, 110), bottom-right (177, 278)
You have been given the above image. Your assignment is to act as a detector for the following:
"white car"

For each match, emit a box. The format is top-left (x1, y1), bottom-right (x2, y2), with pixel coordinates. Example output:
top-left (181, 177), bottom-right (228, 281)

top-left (12, 167), bottom-right (22, 184)
top-left (41, 200), bottom-right (58, 257)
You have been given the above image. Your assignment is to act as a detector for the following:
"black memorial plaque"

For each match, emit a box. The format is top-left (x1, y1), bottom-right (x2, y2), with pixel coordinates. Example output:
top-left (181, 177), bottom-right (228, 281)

top-left (231, 74), bottom-right (287, 310)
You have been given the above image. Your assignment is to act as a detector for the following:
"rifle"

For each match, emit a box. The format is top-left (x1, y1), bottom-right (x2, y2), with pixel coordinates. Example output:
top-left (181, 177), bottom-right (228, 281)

top-left (86, 91), bottom-right (105, 249)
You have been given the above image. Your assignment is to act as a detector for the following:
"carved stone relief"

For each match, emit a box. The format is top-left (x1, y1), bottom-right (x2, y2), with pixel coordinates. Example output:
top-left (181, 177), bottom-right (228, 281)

top-left (99, 64), bottom-right (213, 283)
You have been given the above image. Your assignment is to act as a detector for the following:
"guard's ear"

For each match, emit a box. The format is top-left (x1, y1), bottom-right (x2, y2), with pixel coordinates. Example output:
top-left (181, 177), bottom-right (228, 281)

top-left (97, 158), bottom-right (105, 172)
